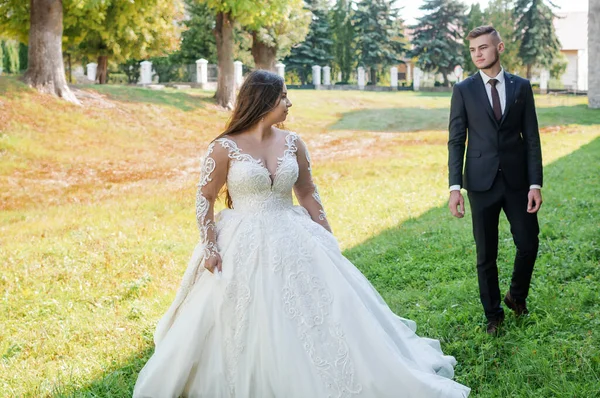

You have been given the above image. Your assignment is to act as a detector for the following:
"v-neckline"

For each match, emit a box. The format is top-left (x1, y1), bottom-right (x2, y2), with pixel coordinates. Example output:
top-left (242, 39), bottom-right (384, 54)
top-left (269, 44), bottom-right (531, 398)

top-left (221, 132), bottom-right (294, 188)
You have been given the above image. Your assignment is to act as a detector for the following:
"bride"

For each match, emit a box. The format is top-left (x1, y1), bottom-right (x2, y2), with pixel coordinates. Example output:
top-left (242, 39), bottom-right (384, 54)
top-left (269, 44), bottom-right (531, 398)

top-left (133, 70), bottom-right (470, 398)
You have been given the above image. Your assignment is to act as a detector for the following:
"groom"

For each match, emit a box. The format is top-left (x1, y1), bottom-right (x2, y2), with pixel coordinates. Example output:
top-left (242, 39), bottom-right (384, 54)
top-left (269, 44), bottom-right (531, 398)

top-left (447, 25), bottom-right (543, 335)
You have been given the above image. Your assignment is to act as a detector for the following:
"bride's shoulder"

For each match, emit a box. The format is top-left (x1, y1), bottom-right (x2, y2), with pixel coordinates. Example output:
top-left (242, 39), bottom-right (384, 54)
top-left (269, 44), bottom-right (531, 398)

top-left (200, 137), bottom-right (234, 161)
top-left (273, 127), bottom-right (302, 144)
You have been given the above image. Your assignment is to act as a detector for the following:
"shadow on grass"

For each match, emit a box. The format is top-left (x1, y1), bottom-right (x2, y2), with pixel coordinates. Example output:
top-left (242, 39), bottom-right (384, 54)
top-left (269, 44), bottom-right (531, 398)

top-left (329, 107), bottom-right (449, 132)
top-left (329, 104), bottom-right (599, 132)
top-left (54, 137), bottom-right (600, 397)
top-left (79, 84), bottom-right (215, 112)
top-left (536, 105), bottom-right (600, 127)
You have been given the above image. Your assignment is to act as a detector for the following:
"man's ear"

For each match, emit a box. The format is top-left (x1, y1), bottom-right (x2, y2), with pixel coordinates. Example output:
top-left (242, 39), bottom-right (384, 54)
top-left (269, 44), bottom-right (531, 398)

top-left (498, 41), bottom-right (505, 54)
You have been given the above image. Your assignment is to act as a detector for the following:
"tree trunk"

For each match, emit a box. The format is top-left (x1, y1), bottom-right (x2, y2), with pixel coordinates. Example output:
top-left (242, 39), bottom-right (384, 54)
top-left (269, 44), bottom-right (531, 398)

top-left (23, 0), bottom-right (79, 104)
top-left (96, 55), bottom-right (108, 84)
top-left (526, 64), bottom-right (532, 80)
top-left (214, 12), bottom-right (236, 109)
top-left (443, 71), bottom-right (450, 87)
top-left (251, 32), bottom-right (277, 71)
top-left (66, 52), bottom-right (71, 83)
top-left (369, 68), bottom-right (377, 86)
top-left (589, 0), bottom-right (600, 108)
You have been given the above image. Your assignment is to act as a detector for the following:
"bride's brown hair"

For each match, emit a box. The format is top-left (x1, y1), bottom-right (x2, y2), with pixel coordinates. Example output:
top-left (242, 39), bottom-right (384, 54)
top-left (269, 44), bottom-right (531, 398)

top-left (215, 69), bottom-right (285, 208)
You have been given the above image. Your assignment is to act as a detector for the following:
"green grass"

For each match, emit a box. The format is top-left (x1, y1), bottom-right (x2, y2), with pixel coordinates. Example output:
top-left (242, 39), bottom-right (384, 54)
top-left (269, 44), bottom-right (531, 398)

top-left (344, 138), bottom-right (600, 397)
top-left (1, 77), bottom-right (599, 397)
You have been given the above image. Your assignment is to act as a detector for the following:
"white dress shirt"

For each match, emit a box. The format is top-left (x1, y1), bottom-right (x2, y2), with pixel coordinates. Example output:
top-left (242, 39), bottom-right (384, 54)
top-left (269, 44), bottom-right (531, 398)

top-left (479, 68), bottom-right (506, 114)
top-left (449, 68), bottom-right (541, 191)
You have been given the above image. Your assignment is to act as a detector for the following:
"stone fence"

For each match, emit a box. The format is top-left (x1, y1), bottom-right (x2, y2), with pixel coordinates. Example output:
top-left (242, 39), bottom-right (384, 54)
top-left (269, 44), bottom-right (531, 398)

top-left (82, 59), bottom-right (557, 94)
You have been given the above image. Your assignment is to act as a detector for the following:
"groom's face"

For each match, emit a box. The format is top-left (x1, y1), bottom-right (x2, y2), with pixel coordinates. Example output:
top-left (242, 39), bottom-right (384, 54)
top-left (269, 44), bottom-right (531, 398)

top-left (469, 34), bottom-right (504, 70)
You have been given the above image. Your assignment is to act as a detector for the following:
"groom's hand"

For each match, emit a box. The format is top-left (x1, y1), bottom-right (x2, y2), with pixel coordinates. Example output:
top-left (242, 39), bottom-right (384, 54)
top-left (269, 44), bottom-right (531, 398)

top-left (527, 188), bottom-right (543, 213)
top-left (448, 190), bottom-right (465, 218)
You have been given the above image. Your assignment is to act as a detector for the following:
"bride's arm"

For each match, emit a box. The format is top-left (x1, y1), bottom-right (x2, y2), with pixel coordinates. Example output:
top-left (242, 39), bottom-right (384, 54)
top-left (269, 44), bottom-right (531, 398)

top-left (196, 141), bottom-right (229, 261)
top-left (293, 138), bottom-right (332, 233)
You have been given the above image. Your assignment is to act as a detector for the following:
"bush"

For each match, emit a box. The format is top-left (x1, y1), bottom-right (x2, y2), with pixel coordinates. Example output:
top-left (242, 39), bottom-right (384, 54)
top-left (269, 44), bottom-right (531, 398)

top-left (1, 40), bottom-right (20, 74)
top-left (108, 73), bottom-right (129, 85)
top-left (119, 59), bottom-right (141, 84)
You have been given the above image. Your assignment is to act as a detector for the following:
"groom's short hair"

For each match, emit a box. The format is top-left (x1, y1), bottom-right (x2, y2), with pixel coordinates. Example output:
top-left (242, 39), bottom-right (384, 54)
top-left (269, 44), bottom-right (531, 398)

top-left (466, 25), bottom-right (502, 43)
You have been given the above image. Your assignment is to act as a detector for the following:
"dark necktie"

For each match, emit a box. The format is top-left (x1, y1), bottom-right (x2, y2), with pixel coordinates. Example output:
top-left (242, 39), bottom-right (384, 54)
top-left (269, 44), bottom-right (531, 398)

top-left (488, 78), bottom-right (502, 121)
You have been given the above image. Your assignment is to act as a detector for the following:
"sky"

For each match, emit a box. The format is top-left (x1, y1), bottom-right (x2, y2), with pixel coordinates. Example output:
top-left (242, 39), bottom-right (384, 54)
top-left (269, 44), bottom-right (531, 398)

top-left (402, 0), bottom-right (590, 25)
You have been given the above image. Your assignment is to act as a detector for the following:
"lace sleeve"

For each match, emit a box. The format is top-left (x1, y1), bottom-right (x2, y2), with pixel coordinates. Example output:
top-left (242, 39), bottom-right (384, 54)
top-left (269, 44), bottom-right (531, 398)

top-left (196, 140), bottom-right (229, 258)
top-left (294, 137), bottom-right (332, 233)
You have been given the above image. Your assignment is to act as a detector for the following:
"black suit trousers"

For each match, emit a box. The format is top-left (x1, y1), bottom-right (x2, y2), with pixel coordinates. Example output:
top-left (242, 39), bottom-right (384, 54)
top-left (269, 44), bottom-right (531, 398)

top-left (467, 171), bottom-right (540, 320)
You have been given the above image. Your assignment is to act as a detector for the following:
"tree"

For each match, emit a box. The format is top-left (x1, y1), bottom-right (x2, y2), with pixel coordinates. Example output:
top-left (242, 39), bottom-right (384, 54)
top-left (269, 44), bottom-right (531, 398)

top-left (354, 0), bottom-right (405, 85)
top-left (65, 0), bottom-right (183, 84)
top-left (178, 1), bottom-right (218, 65)
top-left (200, 0), bottom-right (292, 108)
top-left (0, 0), bottom-right (182, 100)
top-left (27, 1), bottom-right (79, 103)
top-left (0, 0), bottom-right (78, 103)
top-left (484, 0), bottom-right (523, 75)
top-left (410, 0), bottom-right (467, 86)
top-left (514, 0), bottom-right (561, 79)
top-left (463, 4), bottom-right (485, 76)
top-left (331, 0), bottom-right (356, 83)
top-left (284, 0), bottom-right (334, 85)
top-left (248, 2), bottom-right (311, 71)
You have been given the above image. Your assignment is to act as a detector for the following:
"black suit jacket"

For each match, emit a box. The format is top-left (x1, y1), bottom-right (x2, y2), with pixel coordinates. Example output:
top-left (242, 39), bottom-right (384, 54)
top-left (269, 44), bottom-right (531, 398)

top-left (448, 71), bottom-right (543, 192)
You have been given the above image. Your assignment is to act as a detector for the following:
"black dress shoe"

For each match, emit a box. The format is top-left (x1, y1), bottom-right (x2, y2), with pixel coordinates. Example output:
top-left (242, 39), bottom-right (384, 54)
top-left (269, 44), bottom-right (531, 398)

top-left (486, 314), bottom-right (505, 335)
top-left (504, 291), bottom-right (529, 317)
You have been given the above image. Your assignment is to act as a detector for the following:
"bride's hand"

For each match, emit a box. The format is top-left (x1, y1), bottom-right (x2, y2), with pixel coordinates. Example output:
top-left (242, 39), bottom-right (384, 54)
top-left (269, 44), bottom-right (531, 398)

top-left (205, 253), bottom-right (223, 274)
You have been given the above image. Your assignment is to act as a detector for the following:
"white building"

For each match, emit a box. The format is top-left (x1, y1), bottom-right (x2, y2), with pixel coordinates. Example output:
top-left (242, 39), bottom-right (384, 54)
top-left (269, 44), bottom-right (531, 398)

top-left (554, 12), bottom-right (588, 91)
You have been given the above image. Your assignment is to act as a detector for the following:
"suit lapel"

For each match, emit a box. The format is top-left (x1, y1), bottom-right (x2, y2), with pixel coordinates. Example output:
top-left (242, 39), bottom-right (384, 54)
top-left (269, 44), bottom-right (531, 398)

top-left (500, 71), bottom-right (516, 125)
top-left (470, 72), bottom-right (498, 127)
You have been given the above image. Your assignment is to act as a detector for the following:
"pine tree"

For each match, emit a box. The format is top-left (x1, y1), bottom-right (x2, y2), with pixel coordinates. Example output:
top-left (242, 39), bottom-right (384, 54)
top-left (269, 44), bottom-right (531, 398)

top-left (410, 0), bottom-right (467, 86)
top-left (178, 1), bottom-right (217, 64)
top-left (353, 0), bottom-right (405, 85)
top-left (330, 0), bottom-right (355, 83)
top-left (284, 0), bottom-right (333, 85)
top-left (514, 0), bottom-right (561, 78)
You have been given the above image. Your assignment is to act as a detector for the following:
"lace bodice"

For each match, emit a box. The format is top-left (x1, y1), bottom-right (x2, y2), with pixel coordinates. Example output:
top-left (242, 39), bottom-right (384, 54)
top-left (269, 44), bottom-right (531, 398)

top-left (215, 134), bottom-right (298, 213)
top-left (195, 131), bottom-right (329, 259)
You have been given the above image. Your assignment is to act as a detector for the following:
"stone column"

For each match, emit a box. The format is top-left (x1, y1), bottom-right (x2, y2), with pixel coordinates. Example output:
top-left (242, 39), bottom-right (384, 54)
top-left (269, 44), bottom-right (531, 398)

top-left (406, 63), bottom-right (412, 84)
top-left (140, 61), bottom-right (153, 84)
top-left (86, 63), bottom-right (98, 82)
top-left (196, 59), bottom-right (208, 86)
top-left (413, 67), bottom-right (422, 91)
top-left (390, 67), bottom-right (398, 89)
top-left (323, 66), bottom-right (331, 85)
top-left (540, 69), bottom-right (550, 94)
top-left (357, 67), bottom-right (365, 89)
top-left (234, 61), bottom-right (243, 88)
top-left (276, 63), bottom-right (286, 79)
top-left (312, 65), bottom-right (322, 86)
top-left (589, 0), bottom-right (600, 108)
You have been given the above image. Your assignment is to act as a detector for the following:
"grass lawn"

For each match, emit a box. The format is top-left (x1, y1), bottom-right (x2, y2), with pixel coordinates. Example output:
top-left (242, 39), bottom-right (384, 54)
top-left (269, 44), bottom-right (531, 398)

top-left (1, 77), bottom-right (599, 397)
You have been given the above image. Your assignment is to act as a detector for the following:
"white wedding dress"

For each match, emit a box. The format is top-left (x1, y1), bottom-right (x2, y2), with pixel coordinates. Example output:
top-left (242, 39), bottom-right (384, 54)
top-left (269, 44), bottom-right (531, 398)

top-left (133, 131), bottom-right (470, 398)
